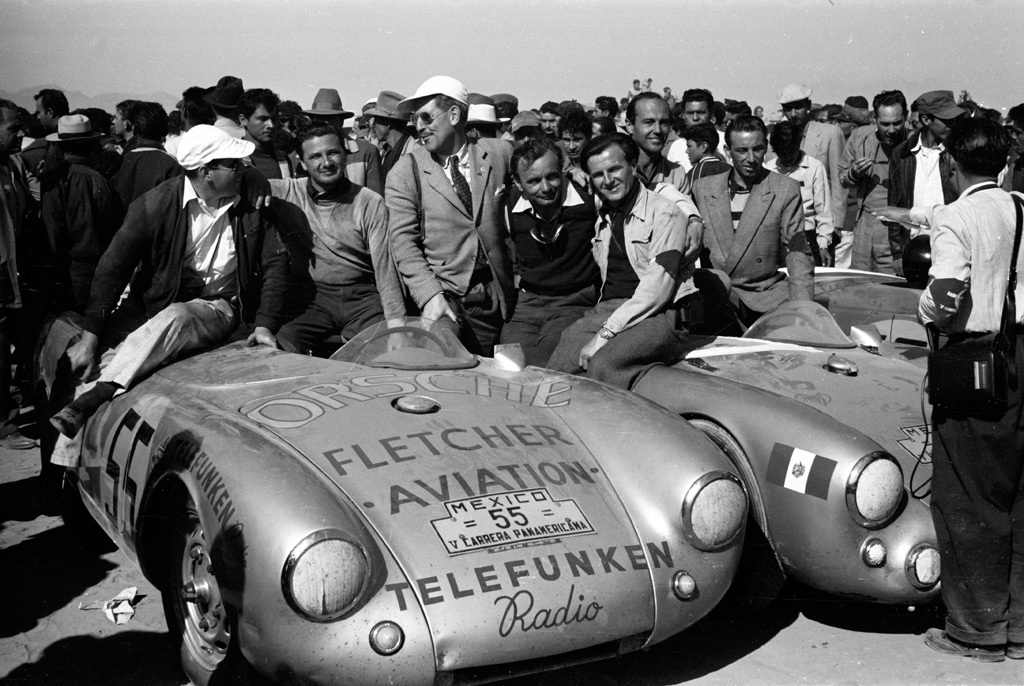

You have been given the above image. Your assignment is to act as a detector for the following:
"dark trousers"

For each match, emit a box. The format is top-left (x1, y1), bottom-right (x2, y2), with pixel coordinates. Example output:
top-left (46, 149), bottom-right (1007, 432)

top-left (499, 285), bottom-right (598, 367)
top-left (931, 333), bottom-right (1024, 646)
top-left (277, 282), bottom-right (385, 355)
top-left (546, 299), bottom-right (690, 389)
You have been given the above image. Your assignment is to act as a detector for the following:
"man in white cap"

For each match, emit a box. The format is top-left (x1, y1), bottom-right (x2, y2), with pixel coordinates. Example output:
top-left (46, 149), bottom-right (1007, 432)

top-left (779, 82), bottom-right (847, 250)
top-left (49, 124), bottom-right (289, 446)
top-left (386, 75), bottom-right (515, 356)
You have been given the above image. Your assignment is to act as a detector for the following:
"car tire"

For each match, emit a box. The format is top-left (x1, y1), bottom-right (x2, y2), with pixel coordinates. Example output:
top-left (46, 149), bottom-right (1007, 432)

top-left (162, 495), bottom-right (254, 686)
top-left (688, 418), bottom-right (787, 614)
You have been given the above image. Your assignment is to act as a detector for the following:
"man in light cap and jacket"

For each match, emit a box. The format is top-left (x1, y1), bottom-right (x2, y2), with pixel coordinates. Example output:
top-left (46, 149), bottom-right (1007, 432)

top-left (779, 82), bottom-right (847, 256)
top-left (49, 124), bottom-right (289, 454)
top-left (386, 75), bottom-right (515, 356)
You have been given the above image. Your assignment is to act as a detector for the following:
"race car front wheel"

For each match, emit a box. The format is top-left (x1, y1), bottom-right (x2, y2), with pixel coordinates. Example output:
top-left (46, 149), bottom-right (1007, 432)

top-left (162, 494), bottom-right (245, 686)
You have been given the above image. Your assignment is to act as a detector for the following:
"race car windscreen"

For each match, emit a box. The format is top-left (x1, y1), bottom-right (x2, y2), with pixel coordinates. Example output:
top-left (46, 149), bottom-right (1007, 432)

top-left (329, 318), bottom-right (479, 370)
top-left (742, 301), bottom-right (857, 349)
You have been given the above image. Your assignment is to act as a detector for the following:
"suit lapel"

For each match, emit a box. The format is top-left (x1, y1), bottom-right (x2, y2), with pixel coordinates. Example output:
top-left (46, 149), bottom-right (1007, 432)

top-left (724, 176), bottom-right (774, 272)
top-left (422, 151), bottom-right (471, 218)
top-left (469, 143), bottom-right (491, 222)
top-left (705, 175), bottom-right (735, 266)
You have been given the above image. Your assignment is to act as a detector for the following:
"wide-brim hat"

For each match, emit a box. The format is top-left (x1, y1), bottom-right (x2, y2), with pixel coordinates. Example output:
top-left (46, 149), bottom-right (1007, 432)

top-left (778, 82), bottom-right (812, 105)
top-left (364, 90), bottom-right (406, 120)
top-left (396, 76), bottom-right (468, 116)
top-left (468, 104), bottom-right (499, 124)
top-left (46, 114), bottom-right (103, 142)
top-left (304, 88), bottom-right (354, 118)
top-left (204, 76), bottom-right (244, 108)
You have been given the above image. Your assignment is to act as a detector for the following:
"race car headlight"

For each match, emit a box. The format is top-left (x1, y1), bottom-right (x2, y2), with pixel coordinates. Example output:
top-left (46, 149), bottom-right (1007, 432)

top-left (283, 529), bottom-right (369, 622)
top-left (906, 544), bottom-right (941, 589)
top-left (681, 471), bottom-right (746, 551)
top-left (845, 452), bottom-right (904, 529)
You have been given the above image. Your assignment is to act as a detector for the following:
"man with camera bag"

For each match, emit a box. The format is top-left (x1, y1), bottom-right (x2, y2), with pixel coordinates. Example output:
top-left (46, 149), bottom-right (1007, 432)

top-left (913, 117), bottom-right (1024, 662)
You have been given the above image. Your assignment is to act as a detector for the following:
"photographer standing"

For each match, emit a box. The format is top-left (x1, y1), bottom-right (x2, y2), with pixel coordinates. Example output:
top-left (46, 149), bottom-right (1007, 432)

top-left (915, 117), bottom-right (1024, 663)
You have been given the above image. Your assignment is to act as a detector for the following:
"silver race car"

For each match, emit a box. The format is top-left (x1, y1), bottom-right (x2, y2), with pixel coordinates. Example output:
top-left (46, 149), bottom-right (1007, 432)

top-left (633, 301), bottom-right (938, 608)
top-left (42, 318), bottom-right (747, 685)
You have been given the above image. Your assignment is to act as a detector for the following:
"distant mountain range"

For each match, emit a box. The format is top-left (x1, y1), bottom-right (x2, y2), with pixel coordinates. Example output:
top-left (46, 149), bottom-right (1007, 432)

top-left (0, 85), bottom-right (180, 115)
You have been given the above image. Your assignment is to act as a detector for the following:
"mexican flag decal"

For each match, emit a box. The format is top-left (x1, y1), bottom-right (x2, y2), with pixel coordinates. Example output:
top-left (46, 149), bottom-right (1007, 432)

top-left (766, 443), bottom-right (837, 500)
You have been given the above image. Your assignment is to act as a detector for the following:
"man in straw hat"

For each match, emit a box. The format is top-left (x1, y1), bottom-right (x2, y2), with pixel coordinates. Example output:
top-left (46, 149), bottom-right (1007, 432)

top-left (386, 75), bottom-right (515, 356)
top-left (304, 88), bottom-right (383, 194)
top-left (49, 125), bottom-right (289, 455)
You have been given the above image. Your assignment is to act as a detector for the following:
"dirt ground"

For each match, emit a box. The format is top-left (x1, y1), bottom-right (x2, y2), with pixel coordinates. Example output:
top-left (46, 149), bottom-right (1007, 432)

top-left (2, 435), bottom-right (1021, 686)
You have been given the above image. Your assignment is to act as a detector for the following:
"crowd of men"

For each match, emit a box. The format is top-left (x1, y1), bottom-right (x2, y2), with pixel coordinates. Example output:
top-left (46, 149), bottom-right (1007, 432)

top-left (2, 74), bottom-right (1023, 662)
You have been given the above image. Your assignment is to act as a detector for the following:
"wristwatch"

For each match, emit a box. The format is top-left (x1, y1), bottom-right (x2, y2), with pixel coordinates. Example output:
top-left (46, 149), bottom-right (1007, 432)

top-left (597, 326), bottom-right (616, 340)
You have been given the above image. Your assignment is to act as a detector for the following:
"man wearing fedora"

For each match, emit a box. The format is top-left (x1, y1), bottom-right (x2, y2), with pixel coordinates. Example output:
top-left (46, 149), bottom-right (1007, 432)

top-left (41, 114), bottom-right (124, 312)
top-left (304, 88), bottom-right (383, 195)
top-left (466, 94), bottom-right (501, 143)
top-left (386, 75), bottom-right (515, 356)
top-left (366, 90), bottom-right (417, 184)
top-left (49, 125), bottom-right (289, 460)
top-left (205, 76), bottom-right (246, 139)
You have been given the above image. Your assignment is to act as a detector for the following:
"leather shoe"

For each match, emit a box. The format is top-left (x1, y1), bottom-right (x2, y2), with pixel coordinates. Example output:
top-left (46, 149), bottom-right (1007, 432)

top-left (50, 405), bottom-right (87, 439)
top-left (924, 628), bottom-right (1004, 662)
top-left (1008, 643), bottom-right (1024, 660)
top-left (0, 430), bottom-right (38, 450)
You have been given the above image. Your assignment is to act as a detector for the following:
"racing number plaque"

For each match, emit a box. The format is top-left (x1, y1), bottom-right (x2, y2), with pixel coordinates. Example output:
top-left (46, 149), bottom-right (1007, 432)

top-left (431, 487), bottom-right (595, 555)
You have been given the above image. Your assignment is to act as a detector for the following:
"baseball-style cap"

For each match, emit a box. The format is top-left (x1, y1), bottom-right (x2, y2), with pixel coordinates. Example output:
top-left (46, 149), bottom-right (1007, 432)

top-left (915, 91), bottom-right (966, 120)
top-left (511, 111), bottom-right (541, 133)
top-left (778, 83), bottom-right (812, 105)
top-left (176, 124), bottom-right (255, 170)
top-left (397, 76), bottom-right (468, 116)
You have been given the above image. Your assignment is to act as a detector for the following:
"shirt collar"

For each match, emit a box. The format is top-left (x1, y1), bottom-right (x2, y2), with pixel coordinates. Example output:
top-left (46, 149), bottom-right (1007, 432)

top-left (958, 180), bottom-right (999, 199)
top-left (910, 136), bottom-right (944, 154)
top-left (306, 176), bottom-right (351, 203)
top-left (182, 176), bottom-right (238, 212)
top-left (511, 179), bottom-right (585, 214)
top-left (444, 143), bottom-right (469, 169)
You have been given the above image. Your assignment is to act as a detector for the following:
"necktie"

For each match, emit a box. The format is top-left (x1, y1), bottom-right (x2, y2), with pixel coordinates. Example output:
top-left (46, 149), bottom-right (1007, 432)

top-left (449, 155), bottom-right (473, 214)
top-left (379, 141), bottom-right (390, 160)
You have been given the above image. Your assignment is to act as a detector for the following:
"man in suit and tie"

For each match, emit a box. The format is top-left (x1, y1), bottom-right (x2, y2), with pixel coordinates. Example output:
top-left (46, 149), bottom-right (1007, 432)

top-left (386, 76), bottom-right (514, 356)
top-left (692, 115), bottom-right (815, 326)
top-left (779, 83), bottom-right (847, 243)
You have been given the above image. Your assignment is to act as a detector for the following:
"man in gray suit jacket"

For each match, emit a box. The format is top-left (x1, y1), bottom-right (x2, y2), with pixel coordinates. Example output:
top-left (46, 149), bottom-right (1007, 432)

top-left (693, 115), bottom-right (815, 325)
top-left (387, 76), bottom-right (515, 356)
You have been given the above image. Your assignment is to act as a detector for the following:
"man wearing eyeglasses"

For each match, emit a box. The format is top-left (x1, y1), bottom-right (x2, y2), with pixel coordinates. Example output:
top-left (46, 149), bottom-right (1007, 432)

top-left (386, 76), bottom-right (514, 356)
top-left (49, 125), bottom-right (289, 456)
top-left (885, 90), bottom-right (964, 276)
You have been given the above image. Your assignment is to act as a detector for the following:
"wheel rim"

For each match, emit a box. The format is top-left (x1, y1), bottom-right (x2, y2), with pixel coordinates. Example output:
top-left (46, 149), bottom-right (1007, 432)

top-left (178, 519), bottom-right (232, 671)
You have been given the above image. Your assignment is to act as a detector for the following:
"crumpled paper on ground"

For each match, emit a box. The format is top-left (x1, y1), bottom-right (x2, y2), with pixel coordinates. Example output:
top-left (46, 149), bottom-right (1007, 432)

top-left (78, 587), bottom-right (141, 625)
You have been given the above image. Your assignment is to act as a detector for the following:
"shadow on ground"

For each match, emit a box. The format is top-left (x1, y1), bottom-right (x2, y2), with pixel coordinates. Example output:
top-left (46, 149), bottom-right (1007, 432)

top-left (0, 490), bottom-right (118, 639)
top-left (1, 630), bottom-right (186, 686)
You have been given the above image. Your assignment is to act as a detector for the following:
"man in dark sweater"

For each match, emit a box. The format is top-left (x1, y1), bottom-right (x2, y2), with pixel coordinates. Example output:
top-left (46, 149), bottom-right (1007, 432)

top-left (499, 138), bottom-right (600, 366)
top-left (239, 88), bottom-right (289, 179)
top-left (270, 123), bottom-right (405, 354)
top-left (41, 113), bottom-right (125, 311)
top-left (111, 101), bottom-right (182, 206)
top-left (49, 125), bottom-right (289, 457)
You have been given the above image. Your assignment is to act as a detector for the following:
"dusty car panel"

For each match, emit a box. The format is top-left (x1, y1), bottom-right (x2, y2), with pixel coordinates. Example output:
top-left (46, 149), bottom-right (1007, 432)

top-left (633, 302), bottom-right (938, 604)
top-left (49, 318), bottom-right (747, 684)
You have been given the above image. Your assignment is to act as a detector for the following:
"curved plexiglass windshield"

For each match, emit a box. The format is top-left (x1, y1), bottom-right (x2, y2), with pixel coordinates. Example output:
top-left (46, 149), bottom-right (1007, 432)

top-left (742, 301), bottom-right (856, 349)
top-left (330, 318), bottom-right (479, 370)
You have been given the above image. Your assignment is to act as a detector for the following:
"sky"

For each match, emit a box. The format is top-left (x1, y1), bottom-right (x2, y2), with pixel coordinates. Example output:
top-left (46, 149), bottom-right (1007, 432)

top-left (3, 0), bottom-right (1023, 114)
